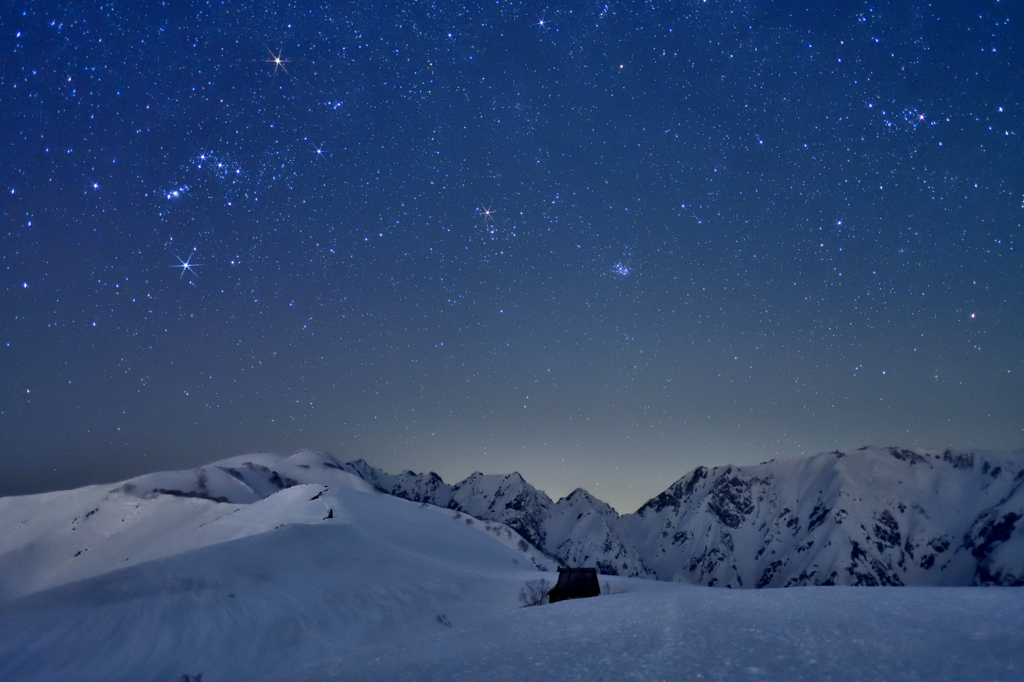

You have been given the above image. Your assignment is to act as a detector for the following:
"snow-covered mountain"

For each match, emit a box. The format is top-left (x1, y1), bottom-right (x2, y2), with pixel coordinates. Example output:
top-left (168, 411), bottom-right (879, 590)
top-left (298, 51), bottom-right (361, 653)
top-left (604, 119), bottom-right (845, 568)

top-left (0, 450), bottom-right (554, 603)
top-left (2, 447), bottom-right (1024, 681)
top-left (337, 461), bottom-right (652, 578)
top-left (621, 446), bottom-right (1024, 587)
top-left (2, 445), bottom-right (1021, 603)
top-left (336, 446), bottom-right (1024, 587)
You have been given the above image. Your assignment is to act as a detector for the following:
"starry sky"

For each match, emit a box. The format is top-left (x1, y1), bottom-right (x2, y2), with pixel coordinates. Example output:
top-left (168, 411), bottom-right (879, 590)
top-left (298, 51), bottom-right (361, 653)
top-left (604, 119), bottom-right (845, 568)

top-left (2, 0), bottom-right (1021, 512)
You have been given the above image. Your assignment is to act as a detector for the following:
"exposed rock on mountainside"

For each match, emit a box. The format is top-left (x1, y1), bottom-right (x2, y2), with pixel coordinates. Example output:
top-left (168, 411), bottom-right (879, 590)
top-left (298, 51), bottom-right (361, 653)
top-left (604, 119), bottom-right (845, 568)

top-left (338, 446), bottom-right (1024, 587)
top-left (335, 461), bottom-right (652, 577)
top-left (618, 447), bottom-right (1024, 587)
top-left (3, 446), bottom-right (1021, 592)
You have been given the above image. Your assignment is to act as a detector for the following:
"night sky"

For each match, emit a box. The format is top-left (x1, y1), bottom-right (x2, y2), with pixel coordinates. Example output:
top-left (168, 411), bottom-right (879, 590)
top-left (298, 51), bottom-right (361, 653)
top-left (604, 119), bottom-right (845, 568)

top-left (2, 1), bottom-right (1021, 512)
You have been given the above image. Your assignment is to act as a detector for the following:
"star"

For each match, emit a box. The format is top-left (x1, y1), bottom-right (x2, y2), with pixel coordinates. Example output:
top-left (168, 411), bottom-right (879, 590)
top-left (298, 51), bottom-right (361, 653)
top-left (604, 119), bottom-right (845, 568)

top-left (265, 47), bottom-right (289, 75)
top-left (535, 12), bottom-right (550, 34)
top-left (171, 252), bottom-right (204, 279)
top-left (477, 204), bottom-right (497, 222)
top-left (312, 142), bottom-right (327, 163)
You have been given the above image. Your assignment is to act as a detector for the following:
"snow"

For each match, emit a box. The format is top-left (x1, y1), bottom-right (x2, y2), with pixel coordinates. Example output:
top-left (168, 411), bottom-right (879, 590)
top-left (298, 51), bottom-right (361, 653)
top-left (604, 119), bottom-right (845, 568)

top-left (335, 447), bottom-right (1024, 586)
top-left (1, 450), bottom-right (1023, 680)
top-left (296, 585), bottom-right (1024, 682)
top-left (614, 447), bottom-right (1024, 586)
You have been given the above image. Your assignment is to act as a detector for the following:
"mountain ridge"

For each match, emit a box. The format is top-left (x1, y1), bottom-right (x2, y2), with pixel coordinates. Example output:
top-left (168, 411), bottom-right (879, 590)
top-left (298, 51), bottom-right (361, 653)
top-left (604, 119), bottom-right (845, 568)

top-left (2, 446), bottom-right (1022, 600)
top-left (334, 445), bottom-right (1024, 587)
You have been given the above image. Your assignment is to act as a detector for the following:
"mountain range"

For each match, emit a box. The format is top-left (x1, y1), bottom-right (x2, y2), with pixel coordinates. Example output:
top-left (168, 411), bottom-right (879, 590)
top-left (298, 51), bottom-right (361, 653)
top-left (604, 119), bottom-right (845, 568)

top-left (2, 445), bottom-right (1021, 604)
top-left (339, 446), bottom-right (1024, 587)
top-left (5, 448), bottom-right (1023, 682)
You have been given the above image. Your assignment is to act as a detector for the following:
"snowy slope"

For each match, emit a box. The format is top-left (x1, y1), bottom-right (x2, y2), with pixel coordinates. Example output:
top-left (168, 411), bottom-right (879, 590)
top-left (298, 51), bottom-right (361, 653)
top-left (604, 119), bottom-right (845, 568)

top-left (336, 447), bottom-right (1024, 587)
top-left (0, 450), bottom-right (552, 603)
top-left (338, 462), bottom-right (654, 577)
top-left (336, 463), bottom-right (555, 548)
top-left (2, 449), bottom-right (1023, 681)
top-left (541, 487), bottom-right (651, 578)
top-left (272, 584), bottom-right (1024, 682)
top-left (622, 447), bottom-right (1024, 587)
top-left (0, 482), bottom-right (557, 681)
top-left (2, 445), bottom-right (1021, 608)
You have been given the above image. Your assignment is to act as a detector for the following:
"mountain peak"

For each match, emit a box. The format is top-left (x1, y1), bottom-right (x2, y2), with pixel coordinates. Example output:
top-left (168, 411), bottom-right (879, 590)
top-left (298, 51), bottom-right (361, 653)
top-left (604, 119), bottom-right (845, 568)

top-left (20, 445), bottom-right (1020, 592)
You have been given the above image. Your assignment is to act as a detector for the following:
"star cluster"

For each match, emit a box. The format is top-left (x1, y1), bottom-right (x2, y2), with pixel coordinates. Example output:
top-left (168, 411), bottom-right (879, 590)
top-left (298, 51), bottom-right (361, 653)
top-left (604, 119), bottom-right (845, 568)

top-left (1, 0), bottom-right (1021, 511)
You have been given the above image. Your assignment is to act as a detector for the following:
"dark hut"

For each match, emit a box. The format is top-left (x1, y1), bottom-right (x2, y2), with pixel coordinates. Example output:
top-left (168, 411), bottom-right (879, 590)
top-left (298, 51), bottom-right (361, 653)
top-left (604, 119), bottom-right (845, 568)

top-left (547, 567), bottom-right (601, 604)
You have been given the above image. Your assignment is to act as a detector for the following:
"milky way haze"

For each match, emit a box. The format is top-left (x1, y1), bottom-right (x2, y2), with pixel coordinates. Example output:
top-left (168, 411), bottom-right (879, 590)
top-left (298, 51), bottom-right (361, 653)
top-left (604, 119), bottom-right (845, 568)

top-left (2, 1), bottom-right (1021, 512)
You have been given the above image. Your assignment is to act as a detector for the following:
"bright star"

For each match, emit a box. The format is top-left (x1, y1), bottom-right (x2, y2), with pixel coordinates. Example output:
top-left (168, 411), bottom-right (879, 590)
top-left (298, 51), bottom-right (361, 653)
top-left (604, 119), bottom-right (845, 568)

top-left (266, 47), bottom-right (289, 75)
top-left (171, 252), bottom-right (204, 279)
top-left (534, 12), bottom-right (551, 37)
top-left (312, 142), bottom-right (327, 163)
top-left (477, 204), bottom-right (497, 222)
